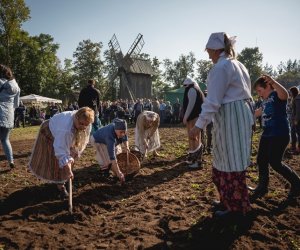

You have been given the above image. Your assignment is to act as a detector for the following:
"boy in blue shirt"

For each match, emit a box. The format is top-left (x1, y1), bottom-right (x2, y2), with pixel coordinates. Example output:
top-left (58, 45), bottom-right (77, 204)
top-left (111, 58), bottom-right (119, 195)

top-left (91, 118), bottom-right (129, 183)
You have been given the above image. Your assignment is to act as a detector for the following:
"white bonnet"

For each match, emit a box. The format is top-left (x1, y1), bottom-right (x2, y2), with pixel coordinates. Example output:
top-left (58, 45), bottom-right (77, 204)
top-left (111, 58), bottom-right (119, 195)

top-left (183, 77), bottom-right (196, 87)
top-left (205, 32), bottom-right (236, 50)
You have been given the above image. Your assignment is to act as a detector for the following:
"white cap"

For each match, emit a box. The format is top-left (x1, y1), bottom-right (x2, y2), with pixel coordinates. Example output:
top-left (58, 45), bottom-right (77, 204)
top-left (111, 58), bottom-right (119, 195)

top-left (205, 32), bottom-right (236, 50)
top-left (183, 77), bottom-right (196, 87)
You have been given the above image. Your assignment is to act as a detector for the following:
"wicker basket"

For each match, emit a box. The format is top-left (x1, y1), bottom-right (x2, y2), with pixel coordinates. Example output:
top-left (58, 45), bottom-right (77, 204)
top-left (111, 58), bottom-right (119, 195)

top-left (117, 152), bottom-right (141, 177)
top-left (129, 145), bottom-right (144, 161)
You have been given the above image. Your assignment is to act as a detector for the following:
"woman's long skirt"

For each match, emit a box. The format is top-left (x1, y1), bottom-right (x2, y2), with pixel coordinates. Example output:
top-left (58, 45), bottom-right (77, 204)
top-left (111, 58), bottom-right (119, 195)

top-left (28, 120), bottom-right (67, 184)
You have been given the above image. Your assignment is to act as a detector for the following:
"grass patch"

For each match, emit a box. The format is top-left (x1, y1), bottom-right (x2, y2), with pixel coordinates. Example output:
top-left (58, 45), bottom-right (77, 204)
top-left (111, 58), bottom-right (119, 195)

top-left (10, 126), bottom-right (40, 141)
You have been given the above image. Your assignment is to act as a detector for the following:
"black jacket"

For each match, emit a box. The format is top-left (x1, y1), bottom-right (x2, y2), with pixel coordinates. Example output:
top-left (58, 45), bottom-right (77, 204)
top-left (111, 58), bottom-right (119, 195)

top-left (78, 85), bottom-right (100, 113)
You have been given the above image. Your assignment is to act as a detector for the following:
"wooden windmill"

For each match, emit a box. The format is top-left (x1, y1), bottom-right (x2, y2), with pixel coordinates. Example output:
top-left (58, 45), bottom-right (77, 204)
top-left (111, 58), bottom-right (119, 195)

top-left (108, 33), bottom-right (155, 100)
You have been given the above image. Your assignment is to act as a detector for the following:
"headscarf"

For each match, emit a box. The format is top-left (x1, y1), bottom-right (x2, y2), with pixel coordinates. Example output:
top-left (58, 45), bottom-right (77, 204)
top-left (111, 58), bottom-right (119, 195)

top-left (205, 32), bottom-right (236, 50)
top-left (183, 77), bottom-right (201, 92)
top-left (113, 118), bottom-right (127, 130)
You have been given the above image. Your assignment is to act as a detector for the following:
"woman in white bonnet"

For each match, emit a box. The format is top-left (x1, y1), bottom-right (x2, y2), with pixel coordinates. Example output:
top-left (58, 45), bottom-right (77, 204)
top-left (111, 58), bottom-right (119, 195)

top-left (190, 32), bottom-right (254, 217)
top-left (182, 77), bottom-right (205, 168)
top-left (135, 111), bottom-right (160, 158)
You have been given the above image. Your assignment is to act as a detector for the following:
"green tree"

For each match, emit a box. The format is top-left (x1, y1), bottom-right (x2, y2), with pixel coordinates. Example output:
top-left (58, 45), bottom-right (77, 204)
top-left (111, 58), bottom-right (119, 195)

top-left (102, 48), bottom-right (119, 100)
top-left (276, 59), bottom-right (300, 88)
top-left (151, 57), bottom-right (168, 98)
top-left (263, 63), bottom-right (277, 78)
top-left (0, 0), bottom-right (30, 65)
top-left (73, 39), bottom-right (104, 90)
top-left (55, 58), bottom-right (76, 102)
top-left (9, 33), bottom-right (60, 96)
top-left (163, 52), bottom-right (196, 88)
top-left (237, 47), bottom-right (263, 83)
top-left (195, 59), bottom-right (213, 84)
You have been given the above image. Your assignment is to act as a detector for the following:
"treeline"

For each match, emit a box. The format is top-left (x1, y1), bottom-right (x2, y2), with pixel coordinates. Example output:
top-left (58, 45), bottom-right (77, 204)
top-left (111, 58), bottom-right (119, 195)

top-left (0, 0), bottom-right (299, 103)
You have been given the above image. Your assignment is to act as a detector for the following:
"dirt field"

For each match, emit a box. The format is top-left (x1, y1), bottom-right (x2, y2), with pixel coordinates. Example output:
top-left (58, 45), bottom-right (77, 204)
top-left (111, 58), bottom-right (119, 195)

top-left (0, 125), bottom-right (299, 250)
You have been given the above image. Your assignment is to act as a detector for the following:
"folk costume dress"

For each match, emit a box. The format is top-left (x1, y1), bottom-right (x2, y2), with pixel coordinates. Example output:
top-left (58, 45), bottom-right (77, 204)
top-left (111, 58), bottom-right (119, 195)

top-left (195, 51), bottom-right (254, 214)
top-left (135, 111), bottom-right (160, 155)
top-left (182, 78), bottom-right (205, 158)
top-left (29, 111), bottom-right (91, 184)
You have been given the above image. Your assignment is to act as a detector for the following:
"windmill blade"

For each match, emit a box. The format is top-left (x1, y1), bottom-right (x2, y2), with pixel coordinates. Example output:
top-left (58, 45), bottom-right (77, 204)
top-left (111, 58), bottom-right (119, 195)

top-left (126, 33), bottom-right (144, 58)
top-left (121, 72), bottom-right (135, 101)
top-left (108, 34), bottom-right (124, 67)
top-left (109, 70), bottom-right (119, 83)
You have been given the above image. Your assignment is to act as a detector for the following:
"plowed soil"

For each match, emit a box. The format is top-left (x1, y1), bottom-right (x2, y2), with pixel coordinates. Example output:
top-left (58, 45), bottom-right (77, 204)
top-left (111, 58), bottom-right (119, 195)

top-left (0, 126), bottom-right (299, 249)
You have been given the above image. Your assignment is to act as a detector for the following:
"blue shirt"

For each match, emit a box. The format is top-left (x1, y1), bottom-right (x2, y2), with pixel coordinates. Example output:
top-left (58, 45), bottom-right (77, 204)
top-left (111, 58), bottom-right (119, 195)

top-left (92, 124), bottom-right (128, 160)
top-left (262, 91), bottom-right (289, 137)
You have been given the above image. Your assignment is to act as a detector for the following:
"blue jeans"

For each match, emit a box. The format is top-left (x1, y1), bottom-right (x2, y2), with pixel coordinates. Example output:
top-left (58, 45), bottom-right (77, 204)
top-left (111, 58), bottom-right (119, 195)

top-left (0, 127), bottom-right (13, 163)
top-left (91, 116), bottom-right (101, 135)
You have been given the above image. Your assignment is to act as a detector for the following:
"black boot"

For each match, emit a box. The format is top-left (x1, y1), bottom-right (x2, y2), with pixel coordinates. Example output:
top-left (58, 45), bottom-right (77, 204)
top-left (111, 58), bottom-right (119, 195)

top-left (249, 175), bottom-right (269, 201)
top-left (274, 163), bottom-right (300, 199)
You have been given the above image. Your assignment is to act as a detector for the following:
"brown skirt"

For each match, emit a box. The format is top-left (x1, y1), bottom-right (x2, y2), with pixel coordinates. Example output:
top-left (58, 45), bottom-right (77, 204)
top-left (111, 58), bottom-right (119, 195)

top-left (28, 120), bottom-right (67, 184)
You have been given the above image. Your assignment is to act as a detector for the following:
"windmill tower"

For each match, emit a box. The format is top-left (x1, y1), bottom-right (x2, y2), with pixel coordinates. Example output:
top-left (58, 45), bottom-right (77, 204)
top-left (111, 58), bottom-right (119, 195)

top-left (108, 33), bottom-right (155, 100)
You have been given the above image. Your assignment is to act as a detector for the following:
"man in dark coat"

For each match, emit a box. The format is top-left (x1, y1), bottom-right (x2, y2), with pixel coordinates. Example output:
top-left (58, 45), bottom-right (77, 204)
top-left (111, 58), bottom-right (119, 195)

top-left (78, 79), bottom-right (101, 131)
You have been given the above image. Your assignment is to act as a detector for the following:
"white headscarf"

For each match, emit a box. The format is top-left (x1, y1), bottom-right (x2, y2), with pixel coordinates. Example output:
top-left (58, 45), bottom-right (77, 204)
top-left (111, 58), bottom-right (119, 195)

top-left (205, 32), bottom-right (237, 50)
top-left (183, 77), bottom-right (201, 92)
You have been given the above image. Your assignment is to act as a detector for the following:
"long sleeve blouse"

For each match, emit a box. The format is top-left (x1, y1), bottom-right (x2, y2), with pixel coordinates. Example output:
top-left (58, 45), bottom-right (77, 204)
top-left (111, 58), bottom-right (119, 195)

top-left (195, 53), bottom-right (252, 129)
top-left (92, 124), bottom-right (128, 160)
top-left (49, 111), bottom-right (91, 168)
top-left (0, 78), bottom-right (20, 128)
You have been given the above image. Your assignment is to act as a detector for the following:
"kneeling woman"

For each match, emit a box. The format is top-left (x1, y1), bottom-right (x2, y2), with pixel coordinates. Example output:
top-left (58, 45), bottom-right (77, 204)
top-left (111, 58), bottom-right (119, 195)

top-left (91, 118), bottom-right (128, 183)
top-left (29, 107), bottom-right (95, 198)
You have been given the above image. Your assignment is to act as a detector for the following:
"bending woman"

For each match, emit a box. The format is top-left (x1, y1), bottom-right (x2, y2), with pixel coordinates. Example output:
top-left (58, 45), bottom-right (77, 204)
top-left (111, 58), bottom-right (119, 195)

top-left (29, 107), bottom-right (94, 199)
top-left (135, 111), bottom-right (160, 158)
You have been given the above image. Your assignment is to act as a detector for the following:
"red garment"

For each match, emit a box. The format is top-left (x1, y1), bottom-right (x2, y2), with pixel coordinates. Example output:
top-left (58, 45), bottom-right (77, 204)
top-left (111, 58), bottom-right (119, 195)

top-left (212, 167), bottom-right (251, 214)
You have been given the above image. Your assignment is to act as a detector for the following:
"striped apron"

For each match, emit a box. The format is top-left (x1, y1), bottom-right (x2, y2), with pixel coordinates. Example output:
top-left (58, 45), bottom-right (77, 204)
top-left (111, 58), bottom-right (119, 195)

top-left (28, 120), bottom-right (67, 184)
top-left (211, 99), bottom-right (254, 214)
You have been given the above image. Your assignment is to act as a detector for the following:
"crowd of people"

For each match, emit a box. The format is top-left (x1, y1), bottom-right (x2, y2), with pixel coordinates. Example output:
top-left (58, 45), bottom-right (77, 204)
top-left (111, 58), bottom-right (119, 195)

top-left (13, 97), bottom-right (182, 129)
top-left (1, 31), bottom-right (300, 219)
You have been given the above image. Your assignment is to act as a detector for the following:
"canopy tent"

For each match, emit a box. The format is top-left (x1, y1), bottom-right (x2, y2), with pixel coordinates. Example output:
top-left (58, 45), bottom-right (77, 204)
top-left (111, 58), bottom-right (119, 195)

top-left (164, 82), bottom-right (207, 104)
top-left (20, 94), bottom-right (62, 104)
top-left (164, 87), bottom-right (185, 104)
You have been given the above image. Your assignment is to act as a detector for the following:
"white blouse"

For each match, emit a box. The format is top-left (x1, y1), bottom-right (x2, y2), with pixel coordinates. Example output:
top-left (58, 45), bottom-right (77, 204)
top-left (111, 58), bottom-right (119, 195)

top-left (195, 53), bottom-right (252, 129)
top-left (49, 111), bottom-right (91, 168)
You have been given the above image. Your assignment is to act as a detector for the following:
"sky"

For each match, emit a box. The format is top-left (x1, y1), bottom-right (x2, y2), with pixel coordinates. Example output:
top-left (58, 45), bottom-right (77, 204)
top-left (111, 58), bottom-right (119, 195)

top-left (23, 0), bottom-right (300, 69)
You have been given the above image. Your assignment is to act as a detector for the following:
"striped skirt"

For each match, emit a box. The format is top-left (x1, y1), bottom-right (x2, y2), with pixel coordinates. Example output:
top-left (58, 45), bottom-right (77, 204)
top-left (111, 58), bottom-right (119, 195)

top-left (28, 120), bottom-right (67, 184)
top-left (212, 99), bottom-right (253, 172)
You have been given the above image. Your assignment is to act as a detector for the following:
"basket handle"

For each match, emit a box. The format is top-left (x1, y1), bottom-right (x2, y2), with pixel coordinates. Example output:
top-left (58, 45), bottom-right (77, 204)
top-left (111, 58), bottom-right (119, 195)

top-left (126, 151), bottom-right (129, 176)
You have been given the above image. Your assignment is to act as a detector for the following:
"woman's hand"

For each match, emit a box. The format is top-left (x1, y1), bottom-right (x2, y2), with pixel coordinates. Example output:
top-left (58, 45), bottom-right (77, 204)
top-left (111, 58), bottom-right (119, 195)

top-left (144, 139), bottom-right (149, 149)
top-left (63, 162), bottom-right (74, 180)
top-left (111, 161), bottom-right (125, 184)
top-left (116, 171), bottom-right (125, 184)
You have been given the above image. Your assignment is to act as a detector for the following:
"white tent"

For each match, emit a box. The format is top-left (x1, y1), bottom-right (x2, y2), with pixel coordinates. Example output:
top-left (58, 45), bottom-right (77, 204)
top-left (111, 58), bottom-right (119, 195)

top-left (20, 94), bottom-right (62, 104)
